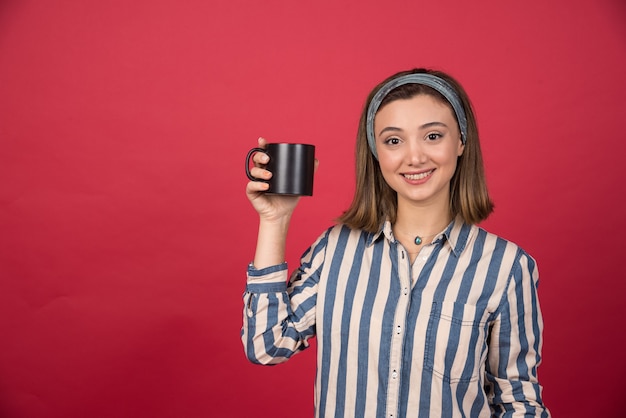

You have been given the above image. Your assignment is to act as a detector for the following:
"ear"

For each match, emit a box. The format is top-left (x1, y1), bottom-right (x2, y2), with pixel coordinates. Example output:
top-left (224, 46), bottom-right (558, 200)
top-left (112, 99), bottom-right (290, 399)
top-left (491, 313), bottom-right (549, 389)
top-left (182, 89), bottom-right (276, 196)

top-left (457, 138), bottom-right (465, 157)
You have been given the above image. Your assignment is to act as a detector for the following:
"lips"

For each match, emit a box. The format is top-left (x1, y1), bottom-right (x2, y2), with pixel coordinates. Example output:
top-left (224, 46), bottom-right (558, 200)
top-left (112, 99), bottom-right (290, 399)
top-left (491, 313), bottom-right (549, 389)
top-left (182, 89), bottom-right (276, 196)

top-left (403, 169), bottom-right (434, 180)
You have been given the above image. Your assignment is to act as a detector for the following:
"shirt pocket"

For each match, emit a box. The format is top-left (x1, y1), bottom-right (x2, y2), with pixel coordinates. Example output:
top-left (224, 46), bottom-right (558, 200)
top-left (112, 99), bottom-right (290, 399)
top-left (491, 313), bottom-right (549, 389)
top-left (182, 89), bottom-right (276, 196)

top-left (423, 301), bottom-right (490, 383)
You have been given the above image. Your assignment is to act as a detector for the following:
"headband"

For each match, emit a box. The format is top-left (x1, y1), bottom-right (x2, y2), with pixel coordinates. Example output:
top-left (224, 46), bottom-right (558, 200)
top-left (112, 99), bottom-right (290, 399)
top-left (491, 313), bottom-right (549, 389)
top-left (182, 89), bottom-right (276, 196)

top-left (365, 73), bottom-right (468, 159)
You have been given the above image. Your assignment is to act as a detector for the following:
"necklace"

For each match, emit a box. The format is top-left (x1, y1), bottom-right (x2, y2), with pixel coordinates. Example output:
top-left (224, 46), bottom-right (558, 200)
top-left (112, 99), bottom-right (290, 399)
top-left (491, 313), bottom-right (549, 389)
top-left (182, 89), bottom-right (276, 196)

top-left (394, 227), bottom-right (441, 247)
top-left (413, 233), bottom-right (439, 246)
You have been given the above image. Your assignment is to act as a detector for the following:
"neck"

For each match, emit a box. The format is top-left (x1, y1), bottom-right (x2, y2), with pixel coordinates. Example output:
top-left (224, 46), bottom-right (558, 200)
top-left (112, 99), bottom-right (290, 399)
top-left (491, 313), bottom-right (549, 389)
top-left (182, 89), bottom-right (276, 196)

top-left (394, 201), bottom-right (451, 235)
top-left (393, 198), bottom-right (452, 247)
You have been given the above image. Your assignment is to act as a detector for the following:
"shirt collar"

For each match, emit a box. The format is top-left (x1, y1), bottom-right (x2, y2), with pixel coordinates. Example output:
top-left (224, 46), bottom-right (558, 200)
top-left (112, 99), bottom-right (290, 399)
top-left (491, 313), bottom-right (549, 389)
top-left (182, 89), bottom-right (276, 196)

top-left (365, 223), bottom-right (387, 246)
top-left (444, 216), bottom-right (473, 257)
top-left (366, 215), bottom-right (474, 258)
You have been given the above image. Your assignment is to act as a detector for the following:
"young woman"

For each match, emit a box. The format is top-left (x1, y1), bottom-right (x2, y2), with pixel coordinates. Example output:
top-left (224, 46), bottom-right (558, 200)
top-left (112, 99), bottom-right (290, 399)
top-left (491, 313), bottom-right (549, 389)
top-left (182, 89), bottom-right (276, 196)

top-left (242, 68), bottom-right (550, 417)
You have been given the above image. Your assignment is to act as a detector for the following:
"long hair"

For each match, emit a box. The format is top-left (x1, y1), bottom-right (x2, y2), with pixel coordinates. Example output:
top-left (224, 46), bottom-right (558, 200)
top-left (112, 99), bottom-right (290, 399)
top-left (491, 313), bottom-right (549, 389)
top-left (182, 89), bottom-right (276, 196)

top-left (338, 68), bottom-right (494, 232)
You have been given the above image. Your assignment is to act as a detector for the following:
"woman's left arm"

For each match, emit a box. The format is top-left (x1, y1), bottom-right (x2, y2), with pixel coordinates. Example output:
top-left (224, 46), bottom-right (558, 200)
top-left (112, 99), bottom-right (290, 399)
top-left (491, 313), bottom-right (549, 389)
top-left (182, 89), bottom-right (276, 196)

top-left (486, 250), bottom-right (551, 417)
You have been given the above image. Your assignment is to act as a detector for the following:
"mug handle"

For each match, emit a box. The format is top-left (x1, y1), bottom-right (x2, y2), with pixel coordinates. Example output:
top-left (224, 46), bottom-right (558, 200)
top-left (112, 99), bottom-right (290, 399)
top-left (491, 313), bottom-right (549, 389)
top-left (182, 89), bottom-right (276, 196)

top-left (245, 147), bottom-right (266, 181)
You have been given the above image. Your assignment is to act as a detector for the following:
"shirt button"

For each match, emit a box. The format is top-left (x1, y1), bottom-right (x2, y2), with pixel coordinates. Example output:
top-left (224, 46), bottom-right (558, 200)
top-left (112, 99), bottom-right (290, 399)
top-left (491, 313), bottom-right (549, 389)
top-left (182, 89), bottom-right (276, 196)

top-left (396, 325), bottom-right (402, 334)
top-left (392, 370), bottom-right (398, 379)
top-left (403, 287), bottom-right (409, 295)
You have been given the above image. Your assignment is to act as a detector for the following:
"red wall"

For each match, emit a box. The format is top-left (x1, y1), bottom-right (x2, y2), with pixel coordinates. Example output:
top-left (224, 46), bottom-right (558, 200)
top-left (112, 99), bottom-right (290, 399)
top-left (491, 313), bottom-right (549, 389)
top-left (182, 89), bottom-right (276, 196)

top-left (1, 0), bottom-right (625, 417)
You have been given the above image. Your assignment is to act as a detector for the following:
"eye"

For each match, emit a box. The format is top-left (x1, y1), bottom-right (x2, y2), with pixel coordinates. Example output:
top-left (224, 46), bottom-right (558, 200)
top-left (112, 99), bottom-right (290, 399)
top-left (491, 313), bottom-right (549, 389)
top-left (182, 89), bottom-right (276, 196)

top-left (426, 132), bottom-right (443, 141)
top-left (384, 136), bottom-right (401, 145)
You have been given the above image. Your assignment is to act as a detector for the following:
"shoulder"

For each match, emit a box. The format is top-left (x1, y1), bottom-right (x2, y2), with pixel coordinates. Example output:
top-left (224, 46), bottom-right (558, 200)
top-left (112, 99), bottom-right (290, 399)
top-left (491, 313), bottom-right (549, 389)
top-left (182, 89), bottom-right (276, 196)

top-left (324, 223), bottom-right (369, 239)
top-left (313, 223), bottom-right (373, 251)
top-left (478, 226), bottom-right (534, 258)
top-left (300, 224), bottom-right (369, 265)
top-left (475, 226), bottom-right (539, 280)
top-left (306, 223), bottom-right (362, 250)
top-left (449, 218), bottom-right (537, 277)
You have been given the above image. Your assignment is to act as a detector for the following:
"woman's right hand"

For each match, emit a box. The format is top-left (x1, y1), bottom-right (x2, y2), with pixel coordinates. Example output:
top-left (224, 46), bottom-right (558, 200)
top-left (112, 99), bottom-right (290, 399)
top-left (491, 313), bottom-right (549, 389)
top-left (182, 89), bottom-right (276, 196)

top-left (246, 137), bottom-right (301, 223)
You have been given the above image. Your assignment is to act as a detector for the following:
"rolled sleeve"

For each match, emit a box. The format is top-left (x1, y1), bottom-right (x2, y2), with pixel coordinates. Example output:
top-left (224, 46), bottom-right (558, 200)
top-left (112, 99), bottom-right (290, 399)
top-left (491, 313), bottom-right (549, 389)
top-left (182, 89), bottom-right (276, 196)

top-left (246, 262), bottom-right (289, 292)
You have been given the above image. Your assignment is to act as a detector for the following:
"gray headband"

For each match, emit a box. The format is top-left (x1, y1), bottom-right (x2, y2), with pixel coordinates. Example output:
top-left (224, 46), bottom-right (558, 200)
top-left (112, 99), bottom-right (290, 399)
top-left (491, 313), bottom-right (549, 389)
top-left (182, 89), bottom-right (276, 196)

top-left (365, 73), bottom-right (467, 159)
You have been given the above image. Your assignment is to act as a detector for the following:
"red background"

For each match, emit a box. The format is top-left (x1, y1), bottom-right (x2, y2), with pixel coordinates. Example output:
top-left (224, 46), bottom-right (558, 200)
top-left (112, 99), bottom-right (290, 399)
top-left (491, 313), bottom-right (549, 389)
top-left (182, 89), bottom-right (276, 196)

top-left (1, 0), bottom-right (625, 417)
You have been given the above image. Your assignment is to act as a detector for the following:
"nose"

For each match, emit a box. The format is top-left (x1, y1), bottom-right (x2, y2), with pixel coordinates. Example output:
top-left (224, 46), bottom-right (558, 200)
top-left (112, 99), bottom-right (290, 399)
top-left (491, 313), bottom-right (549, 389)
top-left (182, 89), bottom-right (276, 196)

top-left (406, 139), bottom-right (427, 166)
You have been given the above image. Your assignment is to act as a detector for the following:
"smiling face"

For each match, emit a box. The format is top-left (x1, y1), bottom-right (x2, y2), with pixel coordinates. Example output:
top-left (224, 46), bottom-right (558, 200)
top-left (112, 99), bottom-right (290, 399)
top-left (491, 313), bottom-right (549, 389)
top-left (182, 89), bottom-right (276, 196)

top-left (374, 94), bottom-right (465, 210)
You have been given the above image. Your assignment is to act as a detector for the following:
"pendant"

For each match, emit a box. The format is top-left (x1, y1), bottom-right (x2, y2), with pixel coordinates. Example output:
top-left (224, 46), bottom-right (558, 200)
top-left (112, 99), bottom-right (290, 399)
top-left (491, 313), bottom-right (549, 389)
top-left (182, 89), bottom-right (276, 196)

top-left (414, 236), bottom-right (422, 245)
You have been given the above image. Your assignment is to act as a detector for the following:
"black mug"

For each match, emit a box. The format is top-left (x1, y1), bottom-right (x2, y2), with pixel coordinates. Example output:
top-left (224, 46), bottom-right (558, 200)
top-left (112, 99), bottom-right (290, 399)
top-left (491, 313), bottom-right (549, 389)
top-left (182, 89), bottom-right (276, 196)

top-left (245, 143), bottom-right (315, 196)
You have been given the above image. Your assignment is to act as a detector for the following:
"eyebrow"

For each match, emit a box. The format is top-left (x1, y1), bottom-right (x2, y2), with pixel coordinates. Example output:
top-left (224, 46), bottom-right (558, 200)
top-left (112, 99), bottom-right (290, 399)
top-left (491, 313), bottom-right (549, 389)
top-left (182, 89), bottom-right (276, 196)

top-left (377, 121), bottom-right (449, 137)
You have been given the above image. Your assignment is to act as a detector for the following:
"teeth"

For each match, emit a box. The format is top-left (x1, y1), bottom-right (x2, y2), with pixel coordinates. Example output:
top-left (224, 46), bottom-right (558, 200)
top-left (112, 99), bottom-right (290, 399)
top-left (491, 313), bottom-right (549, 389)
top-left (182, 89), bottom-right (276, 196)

top-left (404, 170), bottom-right (432, 180)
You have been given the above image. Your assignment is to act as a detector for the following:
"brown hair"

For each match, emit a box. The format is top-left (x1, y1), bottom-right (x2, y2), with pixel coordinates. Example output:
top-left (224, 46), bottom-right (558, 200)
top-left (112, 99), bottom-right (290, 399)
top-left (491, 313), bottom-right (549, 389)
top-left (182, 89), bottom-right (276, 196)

top-left (338, 68), bottom-right (494, 232)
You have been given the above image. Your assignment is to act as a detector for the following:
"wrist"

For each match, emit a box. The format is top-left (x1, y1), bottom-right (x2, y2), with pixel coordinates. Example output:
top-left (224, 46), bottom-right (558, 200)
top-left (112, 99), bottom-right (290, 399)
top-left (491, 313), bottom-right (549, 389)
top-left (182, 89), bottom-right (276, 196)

top-left (259, 215), bottom-right (292, 232)
top-left (253, 217), bottom-right (290, 269)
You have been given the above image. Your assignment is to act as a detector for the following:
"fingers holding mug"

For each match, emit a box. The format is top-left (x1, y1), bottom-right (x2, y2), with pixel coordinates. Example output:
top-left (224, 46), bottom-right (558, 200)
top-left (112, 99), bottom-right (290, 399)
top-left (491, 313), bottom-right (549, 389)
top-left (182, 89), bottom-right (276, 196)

top-left (245, 139), bottom-right (316, 197)
top-left (252, 137), bottom-right (270, 166)
top-left (245, 145), bottom-right (272, 183)
top-left (247, 154), bottom-right (272, 182)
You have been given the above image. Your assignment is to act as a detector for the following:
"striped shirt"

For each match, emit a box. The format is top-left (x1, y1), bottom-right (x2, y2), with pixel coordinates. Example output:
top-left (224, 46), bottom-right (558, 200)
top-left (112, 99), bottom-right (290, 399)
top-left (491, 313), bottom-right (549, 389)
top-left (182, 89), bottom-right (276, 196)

top-left (242, 218), bottom-right (550, 417)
